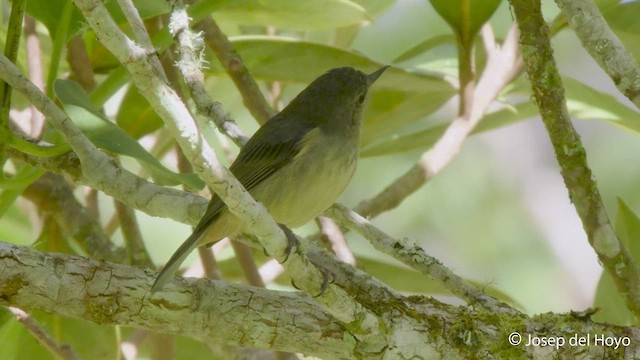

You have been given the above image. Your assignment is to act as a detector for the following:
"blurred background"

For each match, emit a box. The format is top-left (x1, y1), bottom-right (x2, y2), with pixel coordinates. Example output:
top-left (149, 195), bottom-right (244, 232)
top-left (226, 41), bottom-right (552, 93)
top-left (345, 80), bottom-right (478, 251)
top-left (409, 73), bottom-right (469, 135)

top-left (2, 0), bottom-right (640, 358)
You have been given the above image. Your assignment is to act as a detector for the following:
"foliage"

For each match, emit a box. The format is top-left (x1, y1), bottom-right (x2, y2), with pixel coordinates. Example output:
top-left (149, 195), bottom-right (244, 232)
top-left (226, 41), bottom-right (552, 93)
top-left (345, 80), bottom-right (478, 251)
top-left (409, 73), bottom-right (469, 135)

top-left (2, 0), bottom-right (640, 358)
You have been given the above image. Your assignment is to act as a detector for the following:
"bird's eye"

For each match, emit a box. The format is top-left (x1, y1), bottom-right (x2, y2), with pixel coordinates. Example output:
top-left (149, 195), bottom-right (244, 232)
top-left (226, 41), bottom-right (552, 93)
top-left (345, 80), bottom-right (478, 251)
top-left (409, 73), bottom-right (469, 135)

top-left (358, 94), bottom-right (366, 104)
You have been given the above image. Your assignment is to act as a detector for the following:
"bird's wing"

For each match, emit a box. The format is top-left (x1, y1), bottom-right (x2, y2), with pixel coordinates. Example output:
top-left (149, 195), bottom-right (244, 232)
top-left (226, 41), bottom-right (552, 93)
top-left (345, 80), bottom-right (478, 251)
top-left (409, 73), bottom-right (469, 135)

top-left (151, 119), bottom-right (313, 292)
top-left (197, 118), bottom-right (314, 233)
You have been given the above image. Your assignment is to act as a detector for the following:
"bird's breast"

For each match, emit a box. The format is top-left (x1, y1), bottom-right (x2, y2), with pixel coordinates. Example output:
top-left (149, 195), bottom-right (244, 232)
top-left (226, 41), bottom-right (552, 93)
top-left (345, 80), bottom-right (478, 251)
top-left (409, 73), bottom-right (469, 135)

top-left (250, 128), bottom-right (358, 228)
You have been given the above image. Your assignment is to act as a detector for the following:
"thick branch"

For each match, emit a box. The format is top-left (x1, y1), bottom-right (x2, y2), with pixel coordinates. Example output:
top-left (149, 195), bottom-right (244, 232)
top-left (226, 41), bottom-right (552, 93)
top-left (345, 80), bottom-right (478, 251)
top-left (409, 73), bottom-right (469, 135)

top-left (0, 241), bottom-right (348, 359)
top-left (2, 240), bottom-right (638, 359)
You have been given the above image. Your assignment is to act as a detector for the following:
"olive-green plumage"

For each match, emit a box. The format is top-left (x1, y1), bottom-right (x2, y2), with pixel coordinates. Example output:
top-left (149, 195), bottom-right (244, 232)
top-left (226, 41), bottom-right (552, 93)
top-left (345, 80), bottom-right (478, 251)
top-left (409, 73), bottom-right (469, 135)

top-left (151, 66), bottom-right (388, 292)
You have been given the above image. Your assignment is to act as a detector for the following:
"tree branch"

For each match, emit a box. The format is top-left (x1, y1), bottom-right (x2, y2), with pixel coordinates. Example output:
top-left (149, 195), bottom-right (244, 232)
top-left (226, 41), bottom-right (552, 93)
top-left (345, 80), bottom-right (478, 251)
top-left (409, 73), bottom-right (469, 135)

top-left (327, 203), bottom-right (519, 316)
top-left (196, 16), bottom-right (276, 125)
top-left (169, 0), bottom-right (248, 146)
top-left (355, 24), bottom-right (523, 219)
top-left (555, 0), bottom-right (640, 110)
top-left (23, 172), bottom-right (125, 262)
top-left (0, 54), bottom-right (206, 226)
top-left (510, 0), bottom-right (640, 320)
top-left (0, 241), bottom-right (349, 359)
top-left (2, 240), bottom-right (638, 359)
top-left (7, 307), bottom-right (81, 360)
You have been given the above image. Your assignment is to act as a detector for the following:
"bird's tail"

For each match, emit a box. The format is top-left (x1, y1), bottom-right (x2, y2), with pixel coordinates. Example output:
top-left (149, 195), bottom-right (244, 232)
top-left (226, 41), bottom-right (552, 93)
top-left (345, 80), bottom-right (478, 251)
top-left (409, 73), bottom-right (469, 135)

top-left (150, 229), bottom-right (206, 293)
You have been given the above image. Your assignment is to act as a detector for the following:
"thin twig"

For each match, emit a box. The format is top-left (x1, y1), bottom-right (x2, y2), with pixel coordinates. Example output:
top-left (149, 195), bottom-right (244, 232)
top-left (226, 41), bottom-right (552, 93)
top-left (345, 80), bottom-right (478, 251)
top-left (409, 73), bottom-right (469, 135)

top-left (197, 17), bottom-right (276, 125)
top-left (230, 240), bottom-right (265, 287)
top-left (116, 0), bottom-right (168, 83)
top-left (66, 35), bottom-right (96, 92)
top-left (72, 0), bottom-right (381, 329)
top-left (355, 24), bottom-right (522, 219)
top-left (23, 172), bottom-right (125, 262)
top-left (8, 307), bottom-right (82, 360)
top-left (511, 0), bottom-right (640, 320)
top-left (114, 199), bottom-right (153, 267)
top-left (169, 1), bottom-right (248, 146)
top-left (326, 203), bottom-right (520, 315)
top-left (23, 15), bottom-right (45, 138)
top-left (316, 216), bottom-right (355, 265)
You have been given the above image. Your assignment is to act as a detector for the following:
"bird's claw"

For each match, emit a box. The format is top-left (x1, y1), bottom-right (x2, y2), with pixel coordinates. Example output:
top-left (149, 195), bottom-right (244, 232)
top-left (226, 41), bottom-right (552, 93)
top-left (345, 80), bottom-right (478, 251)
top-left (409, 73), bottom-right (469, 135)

top-left (278, 223), bottom-right (299, 263)
top-left (290, 264), bottom-right (333, 297)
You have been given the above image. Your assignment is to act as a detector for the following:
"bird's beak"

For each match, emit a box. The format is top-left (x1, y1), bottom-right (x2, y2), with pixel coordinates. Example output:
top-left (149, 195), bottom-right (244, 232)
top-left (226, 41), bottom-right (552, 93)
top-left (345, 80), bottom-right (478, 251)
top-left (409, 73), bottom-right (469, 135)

top-left (367, 66), bottom-right (389, 86)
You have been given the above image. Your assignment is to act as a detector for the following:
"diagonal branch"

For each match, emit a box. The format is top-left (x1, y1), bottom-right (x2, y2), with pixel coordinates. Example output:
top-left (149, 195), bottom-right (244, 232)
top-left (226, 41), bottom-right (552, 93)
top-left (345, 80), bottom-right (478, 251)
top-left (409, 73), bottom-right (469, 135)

top-left (555, 0), bottom-right (640, 110)
top-left (70, 0), bottom-right (383, 332)
top-left (327, 203), bottom-right (519, 316)
top-left (510, 0), bottom-right (640, 320)
top-left (355, 24), bottom-right (523, 219)
top-left (0, 241), bottom-right (349, 359)
top-left (197, 17), bottom-right (276, 125)
top-left (0, 53), bottom-right (207, 225)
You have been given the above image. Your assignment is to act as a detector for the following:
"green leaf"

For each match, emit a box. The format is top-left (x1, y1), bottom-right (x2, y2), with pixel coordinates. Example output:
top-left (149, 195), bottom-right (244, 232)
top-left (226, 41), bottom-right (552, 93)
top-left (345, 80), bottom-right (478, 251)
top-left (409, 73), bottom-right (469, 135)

top-left (25, 0), bottom-right (170, 41)
top-left (362, 123), bottom-right (446, 157)
top-left (613, 198), bottom-right (640, 266)
top-left (0, 165), bottom-right (45, 219)
top-left (115, 86), bottom-right (163, 139)
top-left (472, 101), bottom-right (539, 133)
top-left (592, 198), bottom-right (640, 325)
top-left (361, 101), bottom-right (538, 157)
top-left (25, 0), bottom-right (83, 40)
top-left (603, 1), bottom-right (640, 33)
top-left (429, 0), bottom-right (502, 45)
top-left (213, 0), bottom-right (370, 30)
top-left (213, 37), bottom-right (455, 147)
top-left (362, 87), bottom-right (453, 148)
top-left (221, 36), bottom-right (450, 89)
top-left (563, 77), bottom-right (640, 132)
top-left (54, 80), bottom-right (204, 189)
top-left (362, 73), bottom-right (640, 157)
top-left (392, 34), bottom-right (457, 63)
top-left (353, 0), bottom-right (397, 15)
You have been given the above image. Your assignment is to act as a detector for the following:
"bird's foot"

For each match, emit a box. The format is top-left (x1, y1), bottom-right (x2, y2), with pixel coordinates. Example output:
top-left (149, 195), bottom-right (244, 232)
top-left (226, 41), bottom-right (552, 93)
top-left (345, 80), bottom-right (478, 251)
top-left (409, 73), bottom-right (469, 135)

top-left (277, 223), bottom-right (299, 263)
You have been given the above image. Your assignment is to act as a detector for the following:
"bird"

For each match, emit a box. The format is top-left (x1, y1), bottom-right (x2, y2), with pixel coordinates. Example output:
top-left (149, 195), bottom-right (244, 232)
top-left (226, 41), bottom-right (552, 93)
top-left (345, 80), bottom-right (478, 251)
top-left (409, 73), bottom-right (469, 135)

top-left (151, 66), bottom-right (388, 292)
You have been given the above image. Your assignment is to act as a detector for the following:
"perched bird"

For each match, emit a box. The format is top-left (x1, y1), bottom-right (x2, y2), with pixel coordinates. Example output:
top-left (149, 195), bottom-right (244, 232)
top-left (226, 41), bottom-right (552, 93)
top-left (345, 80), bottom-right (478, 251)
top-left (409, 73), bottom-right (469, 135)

top-left (152, 66), bottom-right (388, 292)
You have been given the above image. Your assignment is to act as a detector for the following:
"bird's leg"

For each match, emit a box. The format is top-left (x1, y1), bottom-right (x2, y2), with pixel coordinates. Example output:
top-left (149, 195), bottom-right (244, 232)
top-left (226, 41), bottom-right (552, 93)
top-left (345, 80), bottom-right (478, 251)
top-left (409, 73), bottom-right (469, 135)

top-left (312, 265), bottom-right (333, 297)
top-left (277, 223), bottom-right (299, 263)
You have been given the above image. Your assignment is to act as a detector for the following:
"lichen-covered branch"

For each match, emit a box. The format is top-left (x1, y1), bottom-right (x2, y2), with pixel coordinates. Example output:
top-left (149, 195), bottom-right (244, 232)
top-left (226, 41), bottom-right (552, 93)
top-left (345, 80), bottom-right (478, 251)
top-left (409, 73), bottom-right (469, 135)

top-left (0, 241), bottom-right (349, 359)
top-left (327, 203), bottom-right (519, 316)
top-left (510, 0), bottom-right (640, 320)
top-left (2, 240), bottom-right (638, 359)
top-left (196, 17), bottom-right (276, 125)
top-left (0, 54), bottom-right (207, 226)
top-left (70, 0), bottom-right (384, 334)
top-left (555, 0), bottom-right (640, 110)
top-left (169, 1), bottom-right (249, 146)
